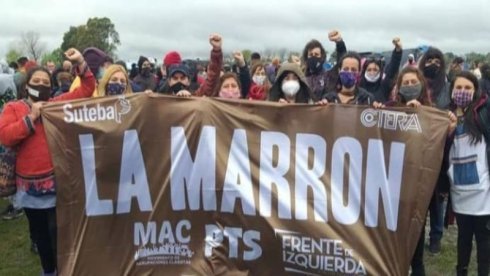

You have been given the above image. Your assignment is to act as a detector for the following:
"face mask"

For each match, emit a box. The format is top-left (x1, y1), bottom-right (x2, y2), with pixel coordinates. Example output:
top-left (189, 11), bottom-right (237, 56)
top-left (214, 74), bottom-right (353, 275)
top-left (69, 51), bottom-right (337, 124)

top-left (339, 71), bottom-right (357, 89)
top-left (452, 89), bottom-right (473, 108)
top-left (253, 75), bottom-right (266, 86)
top-left (307, 57), bottom-right (324, 74)
top-left (170, 82), bottom-right (186, 94)
top-left (27, 85), bottom-right (51, 102)
top-left (141, 67), bottom-right (151, 77)
top-left (423, 64), bottom-right (440, 79)
top-left (399, 83), bottom-right (422, 102)
top-left (364, 71), bottom-right (380, 83)
top-left (60, 82), bottom-right (71, 93)
top-left (219, 89), bottom-right (240, 99)
top-left (106, 83), bottom-right (126, 96)
top-left (281, 80), bottom-right (300, 97)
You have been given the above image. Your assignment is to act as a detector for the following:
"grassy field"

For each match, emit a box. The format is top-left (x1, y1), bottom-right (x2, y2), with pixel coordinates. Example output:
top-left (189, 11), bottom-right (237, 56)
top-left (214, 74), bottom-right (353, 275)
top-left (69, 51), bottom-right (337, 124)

top-left (0, 199), bottom-right (477, 276)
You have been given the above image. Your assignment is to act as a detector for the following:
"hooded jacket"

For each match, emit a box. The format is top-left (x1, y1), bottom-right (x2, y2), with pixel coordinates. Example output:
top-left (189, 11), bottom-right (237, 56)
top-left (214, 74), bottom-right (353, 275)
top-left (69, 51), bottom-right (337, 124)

top-left (268, 63), bottom-right (313, 103)
top-left (133, 56), bottom-right (157, 91)
top-left (359, 49), bottom-right (402, 103)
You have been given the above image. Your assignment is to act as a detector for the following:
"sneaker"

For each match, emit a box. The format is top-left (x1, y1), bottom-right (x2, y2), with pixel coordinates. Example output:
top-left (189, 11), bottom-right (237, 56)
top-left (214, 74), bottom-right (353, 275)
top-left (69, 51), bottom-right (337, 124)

top-left (429, 239), bottom-right (441, 254)
top-left (2, 207), bottom-right (23, 220)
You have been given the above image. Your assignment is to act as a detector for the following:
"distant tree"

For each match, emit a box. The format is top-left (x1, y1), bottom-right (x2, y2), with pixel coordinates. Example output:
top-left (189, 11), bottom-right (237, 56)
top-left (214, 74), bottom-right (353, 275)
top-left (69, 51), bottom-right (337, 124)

top-left (465, 52), bottom-right (486, 69)
top-left (41, 48), bottom-right (64, 66)
top-left (61, 17), bottom-right (120, 56)
top-left (241, 49), bottom-right (252, 63)
top-left (20, 31), bottom-right (46, 61)
top-left (5, 48), bottom-right (23, 64)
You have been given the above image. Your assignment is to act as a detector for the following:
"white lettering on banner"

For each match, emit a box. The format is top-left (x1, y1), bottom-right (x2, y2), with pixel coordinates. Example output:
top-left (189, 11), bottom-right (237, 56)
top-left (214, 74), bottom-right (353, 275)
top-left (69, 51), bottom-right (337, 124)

top-left (79, 131), bottom-right (152, 216)
top-left (116, 130), bottom-right (153, 214)
top-left (259, 132), bottom-right (292, 219)
top-left (294, 133), bottom-right (328, 222)
top-left (360, 109), bottom-right (422, 132)
top-left (134, 220), bottom-right (191, 245)
top-left (331, 137), bottom-right (362, 225)
top-left (80, 126), bottom-right (405, 231)
top-left (204, 225), bottom-right (262, 261)
top-left (170, 126), bottom-right (217, 211)
top-left (365, 140), bottom-right (405, 231)
top-left (133, 220), bottom-right (194, 265)
top-left (64, 96), bottom-right (131, 124)
top-left (276, 229), bottom-right (367, 275)
top-left (221, 129), bottom-right (256, 215)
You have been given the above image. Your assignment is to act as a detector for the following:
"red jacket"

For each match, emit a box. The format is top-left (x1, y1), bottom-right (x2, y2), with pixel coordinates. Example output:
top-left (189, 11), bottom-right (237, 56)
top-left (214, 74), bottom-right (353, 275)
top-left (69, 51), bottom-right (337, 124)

top-left (0, 70), bottom-right (95, 176)
top-left (195, 49), bottom-right (222, 97)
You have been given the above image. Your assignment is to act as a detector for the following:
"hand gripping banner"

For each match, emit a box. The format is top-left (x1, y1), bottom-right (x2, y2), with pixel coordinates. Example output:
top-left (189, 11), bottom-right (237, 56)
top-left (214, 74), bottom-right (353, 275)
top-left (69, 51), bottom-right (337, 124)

top-left (42, 94), bottom-right (449, 275)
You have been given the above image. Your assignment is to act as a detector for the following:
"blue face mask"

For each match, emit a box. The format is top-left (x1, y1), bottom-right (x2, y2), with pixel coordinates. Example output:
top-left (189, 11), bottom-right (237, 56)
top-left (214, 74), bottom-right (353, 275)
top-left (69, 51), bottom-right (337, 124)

top-left (339, 71), bottom-right (358, 89)
top-left (106, 83), bottom-right (126, 96)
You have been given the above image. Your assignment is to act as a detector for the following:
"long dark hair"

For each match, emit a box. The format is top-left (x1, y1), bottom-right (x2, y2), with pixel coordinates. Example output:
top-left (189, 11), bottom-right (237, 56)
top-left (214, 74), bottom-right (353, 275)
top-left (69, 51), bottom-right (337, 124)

top-left (335, 51), bottom-right (361, 92)
top-left (418, 47), bottom-right (446, 98)
top-left (18, 66), bottom-right (52, 100)
top-left (394, 66), bottom-right (432, 106)
top-left (359, 57), bottom-right (384, 88)
top-left (450, 71), bottom-right (482, 144)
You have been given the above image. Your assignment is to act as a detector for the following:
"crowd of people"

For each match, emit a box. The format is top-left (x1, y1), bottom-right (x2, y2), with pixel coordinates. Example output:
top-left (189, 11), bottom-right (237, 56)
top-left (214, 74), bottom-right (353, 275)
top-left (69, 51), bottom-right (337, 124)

top-left (1, 30), bottom-right (490, 276)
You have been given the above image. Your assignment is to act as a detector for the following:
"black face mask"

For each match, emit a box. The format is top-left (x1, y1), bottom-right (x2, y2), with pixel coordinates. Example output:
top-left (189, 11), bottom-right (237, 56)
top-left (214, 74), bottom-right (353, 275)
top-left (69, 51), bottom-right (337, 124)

top-left (307, 57), bottom-right (324, 74)
top-left (423, 64), bottom-right (440, 79)
top-left (170, 82), bottom-right (187, 94)
top-left (27, 85), bottom-right (51, 101)
top-left (141, 67), bottom-right (151, 77)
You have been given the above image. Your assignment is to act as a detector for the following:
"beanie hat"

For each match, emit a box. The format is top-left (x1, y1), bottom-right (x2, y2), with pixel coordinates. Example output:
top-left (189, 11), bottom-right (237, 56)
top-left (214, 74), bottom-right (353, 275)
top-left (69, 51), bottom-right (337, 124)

top-left (163, 51), bottom-right (182, 67)
top-left (82, 47), bottom-right (107, 76)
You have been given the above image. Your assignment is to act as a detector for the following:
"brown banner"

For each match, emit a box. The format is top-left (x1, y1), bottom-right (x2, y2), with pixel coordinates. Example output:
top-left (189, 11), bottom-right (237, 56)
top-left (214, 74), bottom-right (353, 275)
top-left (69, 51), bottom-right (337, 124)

top-left (41, 94), bottom-right (448, 276)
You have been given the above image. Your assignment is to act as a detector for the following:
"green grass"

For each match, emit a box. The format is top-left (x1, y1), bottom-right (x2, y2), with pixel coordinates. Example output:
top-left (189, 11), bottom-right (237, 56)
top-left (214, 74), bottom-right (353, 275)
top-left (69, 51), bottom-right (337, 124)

top-left (0, 199), bottom-right (477, 276)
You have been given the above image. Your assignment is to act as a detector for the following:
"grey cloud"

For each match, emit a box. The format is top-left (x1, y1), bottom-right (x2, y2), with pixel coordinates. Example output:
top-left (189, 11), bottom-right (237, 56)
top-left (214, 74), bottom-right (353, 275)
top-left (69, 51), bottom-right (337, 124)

top-left (1, 0), bottom-right (489, 63)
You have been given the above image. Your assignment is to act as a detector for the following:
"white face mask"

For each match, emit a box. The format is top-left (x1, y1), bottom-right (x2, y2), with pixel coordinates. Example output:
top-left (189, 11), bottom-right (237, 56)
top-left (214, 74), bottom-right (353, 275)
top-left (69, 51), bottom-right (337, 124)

top-left (253, 75), bottom-right (266, 85)
top-left (364, 71), bottom-right (380, 83)
top-left (281, 80), bottom-right (300, 97)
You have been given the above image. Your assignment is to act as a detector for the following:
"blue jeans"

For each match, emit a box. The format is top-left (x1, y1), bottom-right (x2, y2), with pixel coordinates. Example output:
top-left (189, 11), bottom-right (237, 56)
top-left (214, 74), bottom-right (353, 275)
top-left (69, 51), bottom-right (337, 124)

top-left (429, 193), bottom-right (444, 242)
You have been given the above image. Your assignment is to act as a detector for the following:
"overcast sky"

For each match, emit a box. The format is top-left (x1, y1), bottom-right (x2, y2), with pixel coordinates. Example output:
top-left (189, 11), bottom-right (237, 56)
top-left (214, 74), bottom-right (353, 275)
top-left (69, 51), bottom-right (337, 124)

top-left (1, 0), bottom-right (489, 63)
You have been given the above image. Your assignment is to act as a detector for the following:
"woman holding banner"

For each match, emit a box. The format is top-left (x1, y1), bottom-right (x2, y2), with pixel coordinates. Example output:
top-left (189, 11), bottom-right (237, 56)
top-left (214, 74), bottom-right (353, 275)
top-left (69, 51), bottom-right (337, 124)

top-left (447, 71), bottom-right (490, 276)
top-left (95, 64), bottom-right (134, 97)
top-left (323, 52), bottom-right (376, 105)
top-left (0, 48), bottom-right (96, 276)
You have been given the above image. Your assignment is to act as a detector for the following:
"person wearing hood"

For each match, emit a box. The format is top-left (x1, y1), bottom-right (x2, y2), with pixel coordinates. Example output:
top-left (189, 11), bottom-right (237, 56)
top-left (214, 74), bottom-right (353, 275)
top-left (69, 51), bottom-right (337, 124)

top-left (69, 47), bottom-right (110, 94)
top-left (133, 56), bottom-right (157, 92)
top-left (419, 47), bottom-right (450, 110)
top-left (359, 38), bottom-right (403, 103)
top-left (418, 46), bottom-right (450, 255)
top-left (268, 62), bottom-right (313, 104)
top-left (323, 52), bottom-right (376, 105)
top-left (302, 30), bottom-right (347, 102)
top-left (0, 48), bottom-right (95, 276)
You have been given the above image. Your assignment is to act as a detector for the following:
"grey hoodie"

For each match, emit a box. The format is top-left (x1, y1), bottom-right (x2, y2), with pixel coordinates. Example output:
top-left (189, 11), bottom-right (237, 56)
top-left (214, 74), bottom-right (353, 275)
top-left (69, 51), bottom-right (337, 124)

top-left (268, 63), bottom-right (313, 103)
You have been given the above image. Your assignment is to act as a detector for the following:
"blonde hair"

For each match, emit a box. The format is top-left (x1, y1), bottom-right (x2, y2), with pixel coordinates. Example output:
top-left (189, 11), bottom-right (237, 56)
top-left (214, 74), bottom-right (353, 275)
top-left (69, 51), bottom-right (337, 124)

top-left (96, 64), bottom-right (133, 97)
